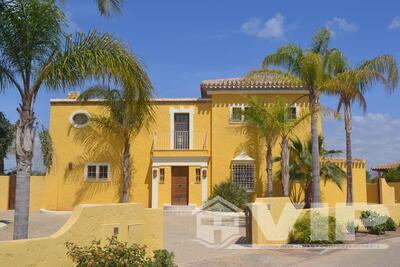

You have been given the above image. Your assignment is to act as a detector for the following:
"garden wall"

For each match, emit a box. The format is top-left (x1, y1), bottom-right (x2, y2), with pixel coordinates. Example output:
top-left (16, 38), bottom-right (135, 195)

top-left (249, 197), bottom-right (400, 245)
top-left (367, 178), bottom-right (398, 204)
top-left (0, 203), bottom-right (163, 266)
top-left (0, 175), bottom-right (45, 210)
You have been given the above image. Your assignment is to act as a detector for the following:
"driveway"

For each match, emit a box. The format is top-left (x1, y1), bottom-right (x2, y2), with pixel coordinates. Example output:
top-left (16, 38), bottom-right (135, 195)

top-left (1, 210), bottom-right (400, 266)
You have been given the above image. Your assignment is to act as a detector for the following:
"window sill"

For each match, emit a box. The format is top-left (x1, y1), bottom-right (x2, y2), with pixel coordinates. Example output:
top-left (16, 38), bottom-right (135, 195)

top-left (84, 178), bottom-right (112, 182)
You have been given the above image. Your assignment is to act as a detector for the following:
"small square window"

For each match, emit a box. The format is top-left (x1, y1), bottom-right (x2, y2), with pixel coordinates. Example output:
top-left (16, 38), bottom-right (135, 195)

top-left (231, 107), bottom-right (242, 122)
top-left (85, 163), bottom-right (110, 181)
top-left (87, 165), bottom-right (97, 179)
top-left (290, 106), bottom-right (297, 119)
top-left (159, 168), bottom-right (165, 184)
top-left (195, 168), bottom-right (201, 184)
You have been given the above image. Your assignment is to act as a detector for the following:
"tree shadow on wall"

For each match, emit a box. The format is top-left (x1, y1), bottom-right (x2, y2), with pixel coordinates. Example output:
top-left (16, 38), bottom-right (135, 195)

top-left (64, 125), bottom-right (130, 206)
top-left (234, 125), bottom-right (264, 197)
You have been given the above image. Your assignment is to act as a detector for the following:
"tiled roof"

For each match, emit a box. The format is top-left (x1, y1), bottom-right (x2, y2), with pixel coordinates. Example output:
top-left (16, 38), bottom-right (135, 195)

top-left (201, 77), bottom-right (302, 89)
top-left (50, 97), bottom-right (212, 104)
top-left (371, 161), bottom-right (400, 171)
top-left (200, 77), bottom-right (305, 97)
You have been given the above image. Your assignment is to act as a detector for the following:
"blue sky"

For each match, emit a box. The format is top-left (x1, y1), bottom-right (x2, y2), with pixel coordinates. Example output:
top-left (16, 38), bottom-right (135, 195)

top-left (2, 0), bottom-right (400, 170)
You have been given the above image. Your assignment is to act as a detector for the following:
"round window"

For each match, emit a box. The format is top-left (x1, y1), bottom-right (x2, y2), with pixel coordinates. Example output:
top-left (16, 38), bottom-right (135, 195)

top-left (69, 111), bottom-right (90, 128)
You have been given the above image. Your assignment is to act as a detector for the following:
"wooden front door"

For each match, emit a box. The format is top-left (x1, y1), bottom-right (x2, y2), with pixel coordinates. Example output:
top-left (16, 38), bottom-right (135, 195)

top-left (171, 166), bottom-right (189, 205)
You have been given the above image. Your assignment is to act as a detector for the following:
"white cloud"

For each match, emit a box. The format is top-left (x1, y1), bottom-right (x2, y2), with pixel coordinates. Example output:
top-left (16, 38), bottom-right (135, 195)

top-left (323, 113), bottom-right (400, 169)
top-left (388, 16), bottom-right (400, 29)
top-left (326, 17), bottom-right (358, 35)
top-left (241, 14), bottom-right (287, 39)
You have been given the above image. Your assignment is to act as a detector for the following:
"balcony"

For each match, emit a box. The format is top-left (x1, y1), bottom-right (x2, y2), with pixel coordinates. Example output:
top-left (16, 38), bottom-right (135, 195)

top-left (153, 131), bottom-right (208, 151)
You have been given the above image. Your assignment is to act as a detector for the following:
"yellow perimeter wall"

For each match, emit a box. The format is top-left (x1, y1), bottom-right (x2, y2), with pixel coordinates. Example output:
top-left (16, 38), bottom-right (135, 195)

top-left (366, 178), bottom-right (400, 204)
top-left (0, 203), bottom-right (163, 266)
top-left (0, 176), bottom-right (44, 210)
top-left (250, 197), bottom-right (400, 245)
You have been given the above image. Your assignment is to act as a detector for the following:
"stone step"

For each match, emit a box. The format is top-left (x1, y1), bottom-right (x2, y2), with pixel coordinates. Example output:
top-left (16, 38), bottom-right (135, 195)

top-left (163, 204), bottom-right (200, 216)
top-left (163, 204), bottom-right (197, 211)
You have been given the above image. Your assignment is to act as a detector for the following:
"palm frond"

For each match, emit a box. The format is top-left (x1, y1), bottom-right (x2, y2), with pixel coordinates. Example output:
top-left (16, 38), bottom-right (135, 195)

top-left (262, 44), bottom-right (303, 75)
top-left (44, 30), bottom-right (153, 100)
top-left (359, 55), bottom-right (399, 92)
top-left (96, 0), bottom-right (124, 16)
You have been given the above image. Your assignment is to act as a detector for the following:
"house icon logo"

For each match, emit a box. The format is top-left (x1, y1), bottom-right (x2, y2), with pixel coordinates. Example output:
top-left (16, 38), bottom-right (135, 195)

top-left (194, 196), bottom-right (244, 248)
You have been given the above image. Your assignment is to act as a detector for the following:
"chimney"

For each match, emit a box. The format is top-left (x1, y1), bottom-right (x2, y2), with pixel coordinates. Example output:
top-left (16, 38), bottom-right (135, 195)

top-left (66, 91), bottom-right (80, 100)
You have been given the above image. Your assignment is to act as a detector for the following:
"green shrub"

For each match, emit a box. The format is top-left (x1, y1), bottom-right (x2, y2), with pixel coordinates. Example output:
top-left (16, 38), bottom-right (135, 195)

top-left (346, 221), bottom-right (359, 234)
top-left (209, 182), bottom-right (248, 209)
top-left (360, 210), bottom-right (388, 235)
top-left (65, 236), bottom-right (177, 266)
top-left (384, 216), bottom-right (397, 231)
top-left (288, 211), bottom-right (344, 244)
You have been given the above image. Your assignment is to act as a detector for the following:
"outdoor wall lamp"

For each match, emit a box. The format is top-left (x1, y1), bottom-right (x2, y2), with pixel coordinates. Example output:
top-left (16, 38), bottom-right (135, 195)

top-left (202, 169), bottom-right (207, 178)
top-left (152, 169), bottom-right (157, 178)
top-left (68, 162), bottom-right (73, 170)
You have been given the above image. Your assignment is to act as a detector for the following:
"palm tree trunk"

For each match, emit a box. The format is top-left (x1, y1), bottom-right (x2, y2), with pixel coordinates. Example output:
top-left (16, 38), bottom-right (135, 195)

top-left (309, 91), bottom-right (321, 208)
top-left (121, 138), bottom-right (131, 203)
top-left (13, 105), bottom-right (35, 240)
top-left (281, 138), bottom-right (290, 197)
top-left (304, 177), bottom-right (313, 209)
top-left (266, 143), bottom-right (273, 197)
top-left (344, 101), bottom-right (353, 205)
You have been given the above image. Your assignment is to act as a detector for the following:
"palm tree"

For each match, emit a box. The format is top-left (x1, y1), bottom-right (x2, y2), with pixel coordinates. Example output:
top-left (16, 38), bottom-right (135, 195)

top-left (243, 97), bottom-right (279, 197)
top-left (248, 28), bottom-right (346, 207)
top-left (282, 137), bottom-right (345, 208)
top-left (78, 86), bottom-right (153, 202)
top-left (0, 0), bottom-right (152, 239)
top-left (265, 98), bottom-right (310, 197)
top-left (327, 56), bottom-right (398, 205)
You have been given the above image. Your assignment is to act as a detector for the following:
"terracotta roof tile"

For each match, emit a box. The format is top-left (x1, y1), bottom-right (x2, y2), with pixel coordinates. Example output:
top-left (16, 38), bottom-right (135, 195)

top-left (371, 161), bottom-right (400, 171)
top-left (200, 77), bottom-right (305, 97)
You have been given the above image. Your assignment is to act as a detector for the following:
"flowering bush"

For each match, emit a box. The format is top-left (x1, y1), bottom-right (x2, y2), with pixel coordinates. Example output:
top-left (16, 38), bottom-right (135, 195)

top-left (65, 236), bottom-right (176, 266)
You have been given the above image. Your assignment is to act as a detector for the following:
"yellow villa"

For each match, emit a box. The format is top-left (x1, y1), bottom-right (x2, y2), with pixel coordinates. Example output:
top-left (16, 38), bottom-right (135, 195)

top-left (1, 77), bottom-right (368, 211)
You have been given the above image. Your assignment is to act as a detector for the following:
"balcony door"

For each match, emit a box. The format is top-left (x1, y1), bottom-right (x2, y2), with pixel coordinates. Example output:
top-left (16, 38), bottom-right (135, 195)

top-left (174, 113), bottom-right (189, 149)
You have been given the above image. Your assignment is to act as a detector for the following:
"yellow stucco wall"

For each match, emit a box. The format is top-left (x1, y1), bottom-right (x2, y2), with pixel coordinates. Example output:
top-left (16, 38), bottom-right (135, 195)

top-left (0, 203), bottom-right (163, 266)
top-left (0, 176), bottom-right (9, 210)
top-left (31, 91), bottom-right (368, 211)
top-left (0, 176), bottom-right (44, 210)
top-left (288, 160), bottom-right (367, 206)
top-left (367, 183), bottom-right (379, 203)
top-left (44, 101), bottom-right (211, 210)
top-left (250, 197), bottom-right (400, 244)
top-left (210, 93), bottom-right (317, 199)
top-left (388, 182), bottom-right (400, 203)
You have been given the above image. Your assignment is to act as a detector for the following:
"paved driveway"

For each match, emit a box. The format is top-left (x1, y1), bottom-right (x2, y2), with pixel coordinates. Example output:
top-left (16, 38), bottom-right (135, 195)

top-left (1, 210), bottom-right (400, 266)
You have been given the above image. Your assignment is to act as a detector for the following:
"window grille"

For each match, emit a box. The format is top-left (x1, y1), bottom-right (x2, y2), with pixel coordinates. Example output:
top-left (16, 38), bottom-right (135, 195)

top-left (232, 164), bottom-right (255, 189)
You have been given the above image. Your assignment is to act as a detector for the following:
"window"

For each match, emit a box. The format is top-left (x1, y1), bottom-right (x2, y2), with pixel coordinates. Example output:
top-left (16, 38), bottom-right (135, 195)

top-left (289, 105), bottom-right (298, 119)
top-left (231, 107), bottom-right (242, 122)
top-left (195, 168), bottom-right (201, 184)
top-left (85, 163), bottom-right (110, 181)
top-left (230, 105), bottom-right (248, 123)
top-left (69, 110), bottom-right (90, 128)
top-left (159, 168), bottom-right (165, 184)
top-left (232, 163), bottom-right (255, 190)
